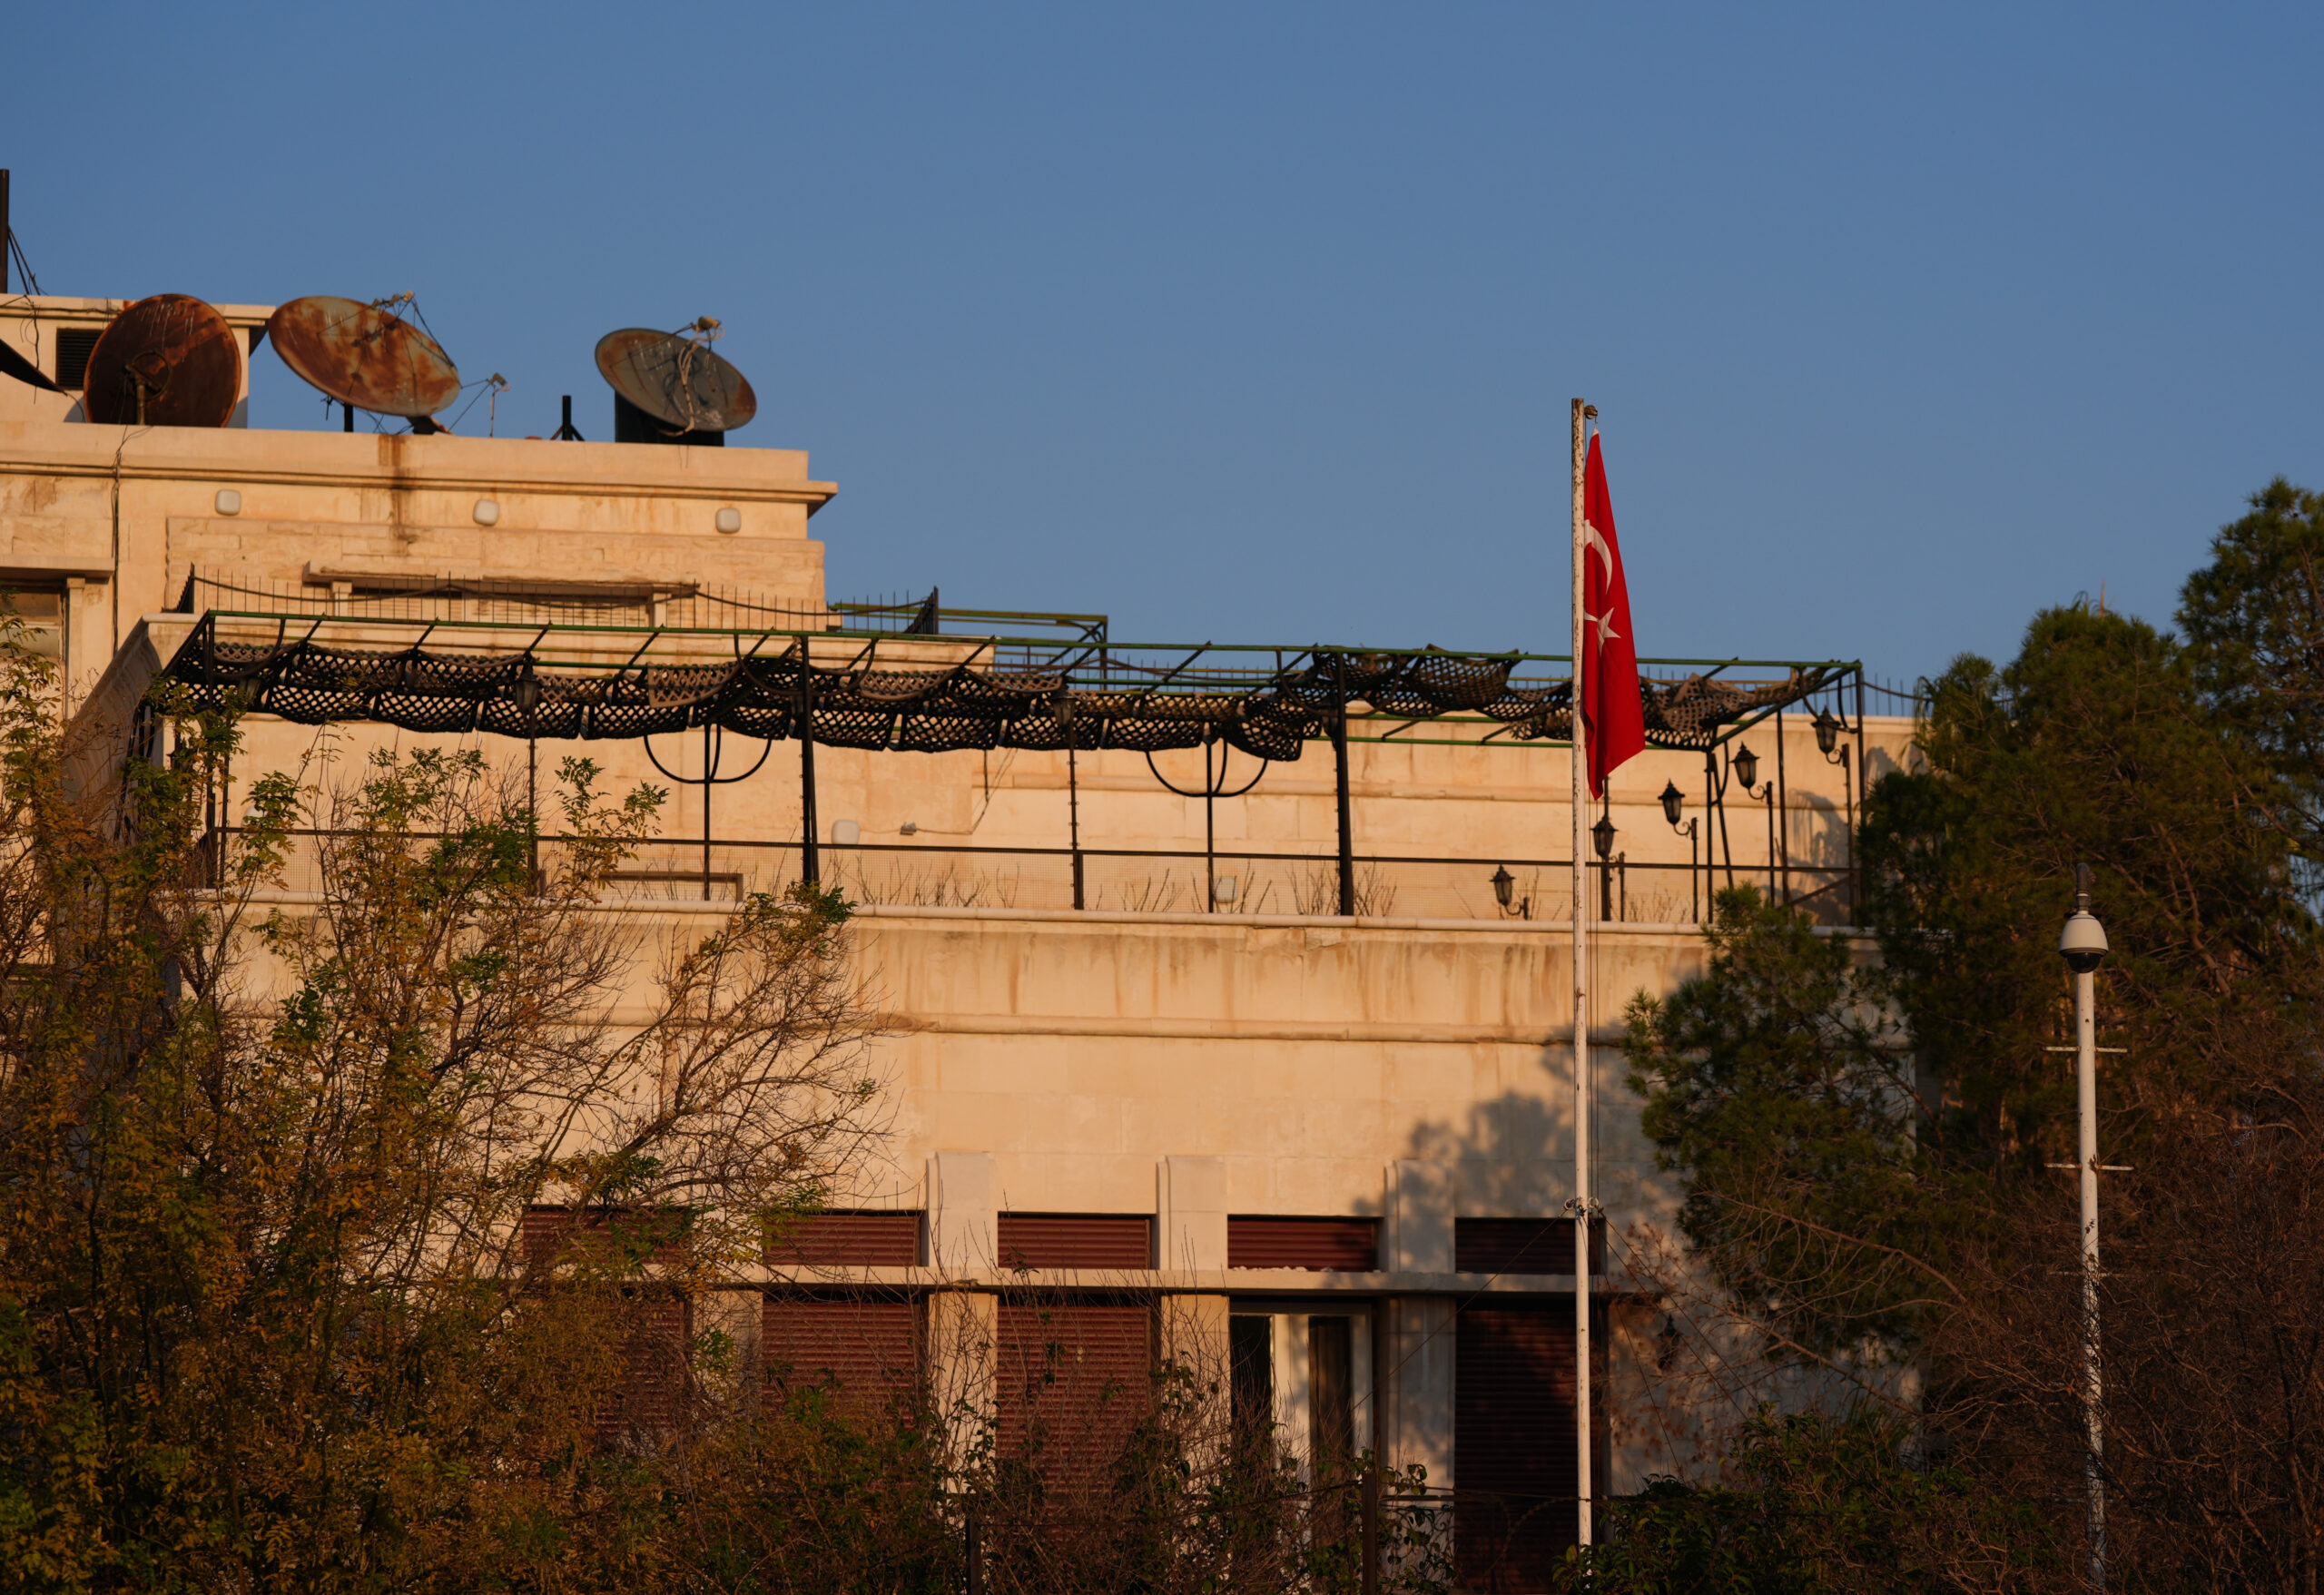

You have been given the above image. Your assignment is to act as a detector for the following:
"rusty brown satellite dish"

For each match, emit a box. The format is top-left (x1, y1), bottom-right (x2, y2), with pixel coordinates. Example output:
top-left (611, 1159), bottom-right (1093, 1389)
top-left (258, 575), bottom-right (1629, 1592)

top-left (81, 294), bottom-right (242, 428)
top-left (595, 328), bottom-right (756, 436)
top-left (268, 296), bottom-right (461, 418)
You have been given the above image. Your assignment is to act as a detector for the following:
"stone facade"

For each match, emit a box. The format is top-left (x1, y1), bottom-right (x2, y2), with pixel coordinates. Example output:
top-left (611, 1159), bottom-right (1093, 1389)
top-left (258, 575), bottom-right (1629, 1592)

top-left (3, 289), bottom-right (1915, 1546)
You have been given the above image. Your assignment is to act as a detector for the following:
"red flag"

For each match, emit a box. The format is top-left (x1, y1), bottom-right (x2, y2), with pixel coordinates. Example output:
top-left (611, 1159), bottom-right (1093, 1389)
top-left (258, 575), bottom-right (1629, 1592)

top-left (1581, 432), bottom-right (1645, 797)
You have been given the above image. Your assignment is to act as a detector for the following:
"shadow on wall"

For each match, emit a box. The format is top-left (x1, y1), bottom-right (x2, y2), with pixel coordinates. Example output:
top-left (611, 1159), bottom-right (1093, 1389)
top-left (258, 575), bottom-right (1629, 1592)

top-left (1358, 1056), bottom-right (1748, 1564)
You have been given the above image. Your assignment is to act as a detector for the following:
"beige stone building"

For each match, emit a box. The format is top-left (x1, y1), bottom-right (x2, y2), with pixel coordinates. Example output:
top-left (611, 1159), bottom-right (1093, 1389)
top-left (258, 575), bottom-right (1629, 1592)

top-left (2, 289), bottom-right (1915, 1580)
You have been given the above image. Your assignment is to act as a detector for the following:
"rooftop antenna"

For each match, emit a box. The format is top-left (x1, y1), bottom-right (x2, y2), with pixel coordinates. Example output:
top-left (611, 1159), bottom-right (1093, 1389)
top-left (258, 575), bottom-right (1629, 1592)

top-left (0, 172), bottom-right (67, 396)
top-left (2, 170), bottom-right (44, 300)
top-left (267, 294), bottom-right (461, 432)
top-left (595, 318), bottom-right (755, 446)
top-left (82, 295), bottom-right (243, 427)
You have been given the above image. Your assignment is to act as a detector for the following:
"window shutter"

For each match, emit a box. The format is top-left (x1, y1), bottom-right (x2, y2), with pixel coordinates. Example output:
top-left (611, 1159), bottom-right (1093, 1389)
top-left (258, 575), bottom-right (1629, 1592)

top-left (763, 1297), bottom-right (919, 1413)
top-left (1227, 1216), bottom-right (1379, 1270)
top-left (597, 1290), bottom-right (690, 1443)
top-left (1454, 1217), bottom-right (1584, 1275)
top-left (768, 1211), bottom-right (921, 1267)
top-left (996, 1214), bottom-right (1151, 1269)
top-left (1455, 1304), bottom-right (1578, 1590)
top-left (996, 1300), bottom-right (1154, 1490)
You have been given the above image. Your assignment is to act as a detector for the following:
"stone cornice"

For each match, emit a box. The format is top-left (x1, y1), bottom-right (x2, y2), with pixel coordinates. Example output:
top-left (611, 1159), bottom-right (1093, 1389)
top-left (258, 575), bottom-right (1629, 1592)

top-left (0, 423), bottom-right (837, 509)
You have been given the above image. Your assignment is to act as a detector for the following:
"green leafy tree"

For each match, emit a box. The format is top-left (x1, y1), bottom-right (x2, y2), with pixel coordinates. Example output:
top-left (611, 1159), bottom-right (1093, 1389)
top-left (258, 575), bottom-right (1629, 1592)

top-left (1859, 602), bottom-right (2314, 1167)
top-left (1624, 888), bottom-right (1967, 1370)
top-left (1627, 552), bottom-right (2324, 1589)
top-left (2179, 477), bottom-right (2324, 852)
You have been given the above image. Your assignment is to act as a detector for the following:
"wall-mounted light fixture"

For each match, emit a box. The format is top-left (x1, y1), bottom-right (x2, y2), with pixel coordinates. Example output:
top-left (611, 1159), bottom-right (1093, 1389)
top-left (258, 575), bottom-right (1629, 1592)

top-left (1814, 709), bottom-right (1841, 757)
top-left (1661, 780), bottom-right (1701, 922)
top-left (1490, 862), bottom-right (1530, 921)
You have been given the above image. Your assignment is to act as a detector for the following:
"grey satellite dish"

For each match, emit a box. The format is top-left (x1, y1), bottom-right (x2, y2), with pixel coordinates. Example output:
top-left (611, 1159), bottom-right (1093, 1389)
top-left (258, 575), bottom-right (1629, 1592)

top-left (595, 320), bottom-right (756, 445)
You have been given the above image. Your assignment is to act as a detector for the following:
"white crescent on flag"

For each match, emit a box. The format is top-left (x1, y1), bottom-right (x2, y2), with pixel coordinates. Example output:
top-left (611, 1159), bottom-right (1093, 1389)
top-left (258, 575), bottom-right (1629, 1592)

top-left (1585, 520), bottom-right (1616, 583)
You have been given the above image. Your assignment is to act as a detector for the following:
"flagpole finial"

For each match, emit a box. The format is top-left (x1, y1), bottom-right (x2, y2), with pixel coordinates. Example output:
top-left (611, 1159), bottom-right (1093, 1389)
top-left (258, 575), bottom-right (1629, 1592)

top-left (1583, 404), bottom-right (1598, 418)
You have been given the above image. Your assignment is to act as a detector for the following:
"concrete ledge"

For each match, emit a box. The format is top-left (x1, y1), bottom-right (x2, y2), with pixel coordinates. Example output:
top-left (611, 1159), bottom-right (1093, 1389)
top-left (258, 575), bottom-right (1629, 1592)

top-left (740, 1265), bottom-right (1627, 1296)
top-left (0, 422), bottom-right (836, 508)
top-left (882, 1011), bottom-right (1611, 1046)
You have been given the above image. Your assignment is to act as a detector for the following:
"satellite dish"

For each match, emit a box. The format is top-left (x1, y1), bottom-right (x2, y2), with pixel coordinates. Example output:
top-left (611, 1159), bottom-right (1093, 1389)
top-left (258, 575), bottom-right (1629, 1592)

top-left (595, 323), bottom-right (755, 441)
top-left (81, 295), bottom-right (241, 428)
top-left (268, 295), bottom-right (461, 419)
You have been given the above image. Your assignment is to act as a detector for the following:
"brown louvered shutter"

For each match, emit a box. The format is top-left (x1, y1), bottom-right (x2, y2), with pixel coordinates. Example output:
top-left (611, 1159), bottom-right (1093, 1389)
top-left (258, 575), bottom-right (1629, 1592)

top-left (764, 1298), bottom-right (919, 1414)
top-left (521, 1205), bottom-right (689, 1270)
top-left (768, 1211), bottom-right (921, 1267)
top-left (996, 1300), bottom-right (1153, 1489)
top-left (1455, 1217), bottom-right (1584, 1275)
top-left (520, 1206), bottom-right (571, 1269)
top-left (519, 1209), bottom-right (693, 1445)
top-left (597, 1290), bottom-right (690, 1443)
top-left (996, 1214), bottom-right (1152, 1269)
top-left (1227, 1216), bottom-right (1379, 1270)
top-left (1455, 1304), bottom-right (1577, 1591)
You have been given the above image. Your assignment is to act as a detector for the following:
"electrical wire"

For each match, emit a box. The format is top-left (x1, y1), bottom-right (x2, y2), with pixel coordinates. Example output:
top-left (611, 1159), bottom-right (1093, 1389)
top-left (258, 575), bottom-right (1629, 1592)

top-left (441, 372), bottom-right (507, 435)
top-left (6, 227), bottom-right (42, 298)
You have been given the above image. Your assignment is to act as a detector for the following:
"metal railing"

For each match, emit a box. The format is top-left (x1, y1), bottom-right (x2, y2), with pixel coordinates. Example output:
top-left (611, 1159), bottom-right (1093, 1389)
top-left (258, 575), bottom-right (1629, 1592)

top-left (200, 828), bottom-right (1860, 926)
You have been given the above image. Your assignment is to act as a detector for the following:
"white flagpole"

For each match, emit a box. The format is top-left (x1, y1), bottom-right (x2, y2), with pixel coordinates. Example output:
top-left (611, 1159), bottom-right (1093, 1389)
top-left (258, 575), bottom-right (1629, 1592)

top-left (1570, 397), bottom-right (1595, 1549)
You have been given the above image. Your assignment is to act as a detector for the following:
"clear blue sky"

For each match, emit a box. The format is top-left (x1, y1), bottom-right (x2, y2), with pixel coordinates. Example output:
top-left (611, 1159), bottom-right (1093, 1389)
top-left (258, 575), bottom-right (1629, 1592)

top-left (9, 3), bottom-right (2319, 688)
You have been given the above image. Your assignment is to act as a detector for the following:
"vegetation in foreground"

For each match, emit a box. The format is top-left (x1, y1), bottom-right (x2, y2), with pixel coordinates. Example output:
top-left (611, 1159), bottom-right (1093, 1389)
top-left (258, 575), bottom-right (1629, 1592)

top-left (1597, 481), bottom-right (2324, 1591)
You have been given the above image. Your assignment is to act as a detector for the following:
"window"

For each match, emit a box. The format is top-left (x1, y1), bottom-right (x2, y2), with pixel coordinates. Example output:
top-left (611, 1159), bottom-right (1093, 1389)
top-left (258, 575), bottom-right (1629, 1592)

top-left (598, 1290), bottom-right (690, 1442)
top-left (0, 590), bottom-right (62, 661)
top-left (1308, 1315), bottom-right (1354, 1462)
top-left (767, 1210), bottom-right (921, 1267)
top-left (996, 1300), bottom-right (1153, 1487)
top-left (1227, 1216), bottom-right (1379, 1271)
top-left (1456, 1216), bottom-right (1597, 1275)
top-left (763, 1296), bottom-right (919, 1413)
top-left (518, 1207), bottom-right (691, 1443)
top-left (519, 1205), bottom-right (689, 1270)
top-left (1456, 1304), bottom-right (1580, 1588)
top-left (1227, 1305), bottom-right (1374, 1463)
top-left (54, 328), bottom-right (100, 391)
top-left (997, 1213), bottom-right (1151, 1269)
top-left (1230, 1313), bottom-right (1273, 1433)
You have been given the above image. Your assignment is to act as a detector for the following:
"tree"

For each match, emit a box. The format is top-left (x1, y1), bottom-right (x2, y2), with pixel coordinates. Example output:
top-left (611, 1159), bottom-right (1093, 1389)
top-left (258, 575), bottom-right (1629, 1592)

top-left (1621, 564), bottom-right (2324, 1589)
top-left (1623, 888), bottom-right (1966, 1375)
top-left (1860, 602), bottom-right (2314, 1167)
top-left (0, 622), bottom-right (883, 1590)
top-left (1558, 1405), bottom-right (2052, 1595)
top-left (2179, 477), bottom-right (2324, 858)
top-left (0, 625), bottom-right (1451, 1595)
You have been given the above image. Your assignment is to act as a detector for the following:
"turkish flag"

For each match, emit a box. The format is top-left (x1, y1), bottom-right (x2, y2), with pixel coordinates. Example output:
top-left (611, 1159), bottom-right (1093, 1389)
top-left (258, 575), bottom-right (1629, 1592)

top-left (1581, 432), bottom-right (1645, 797)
